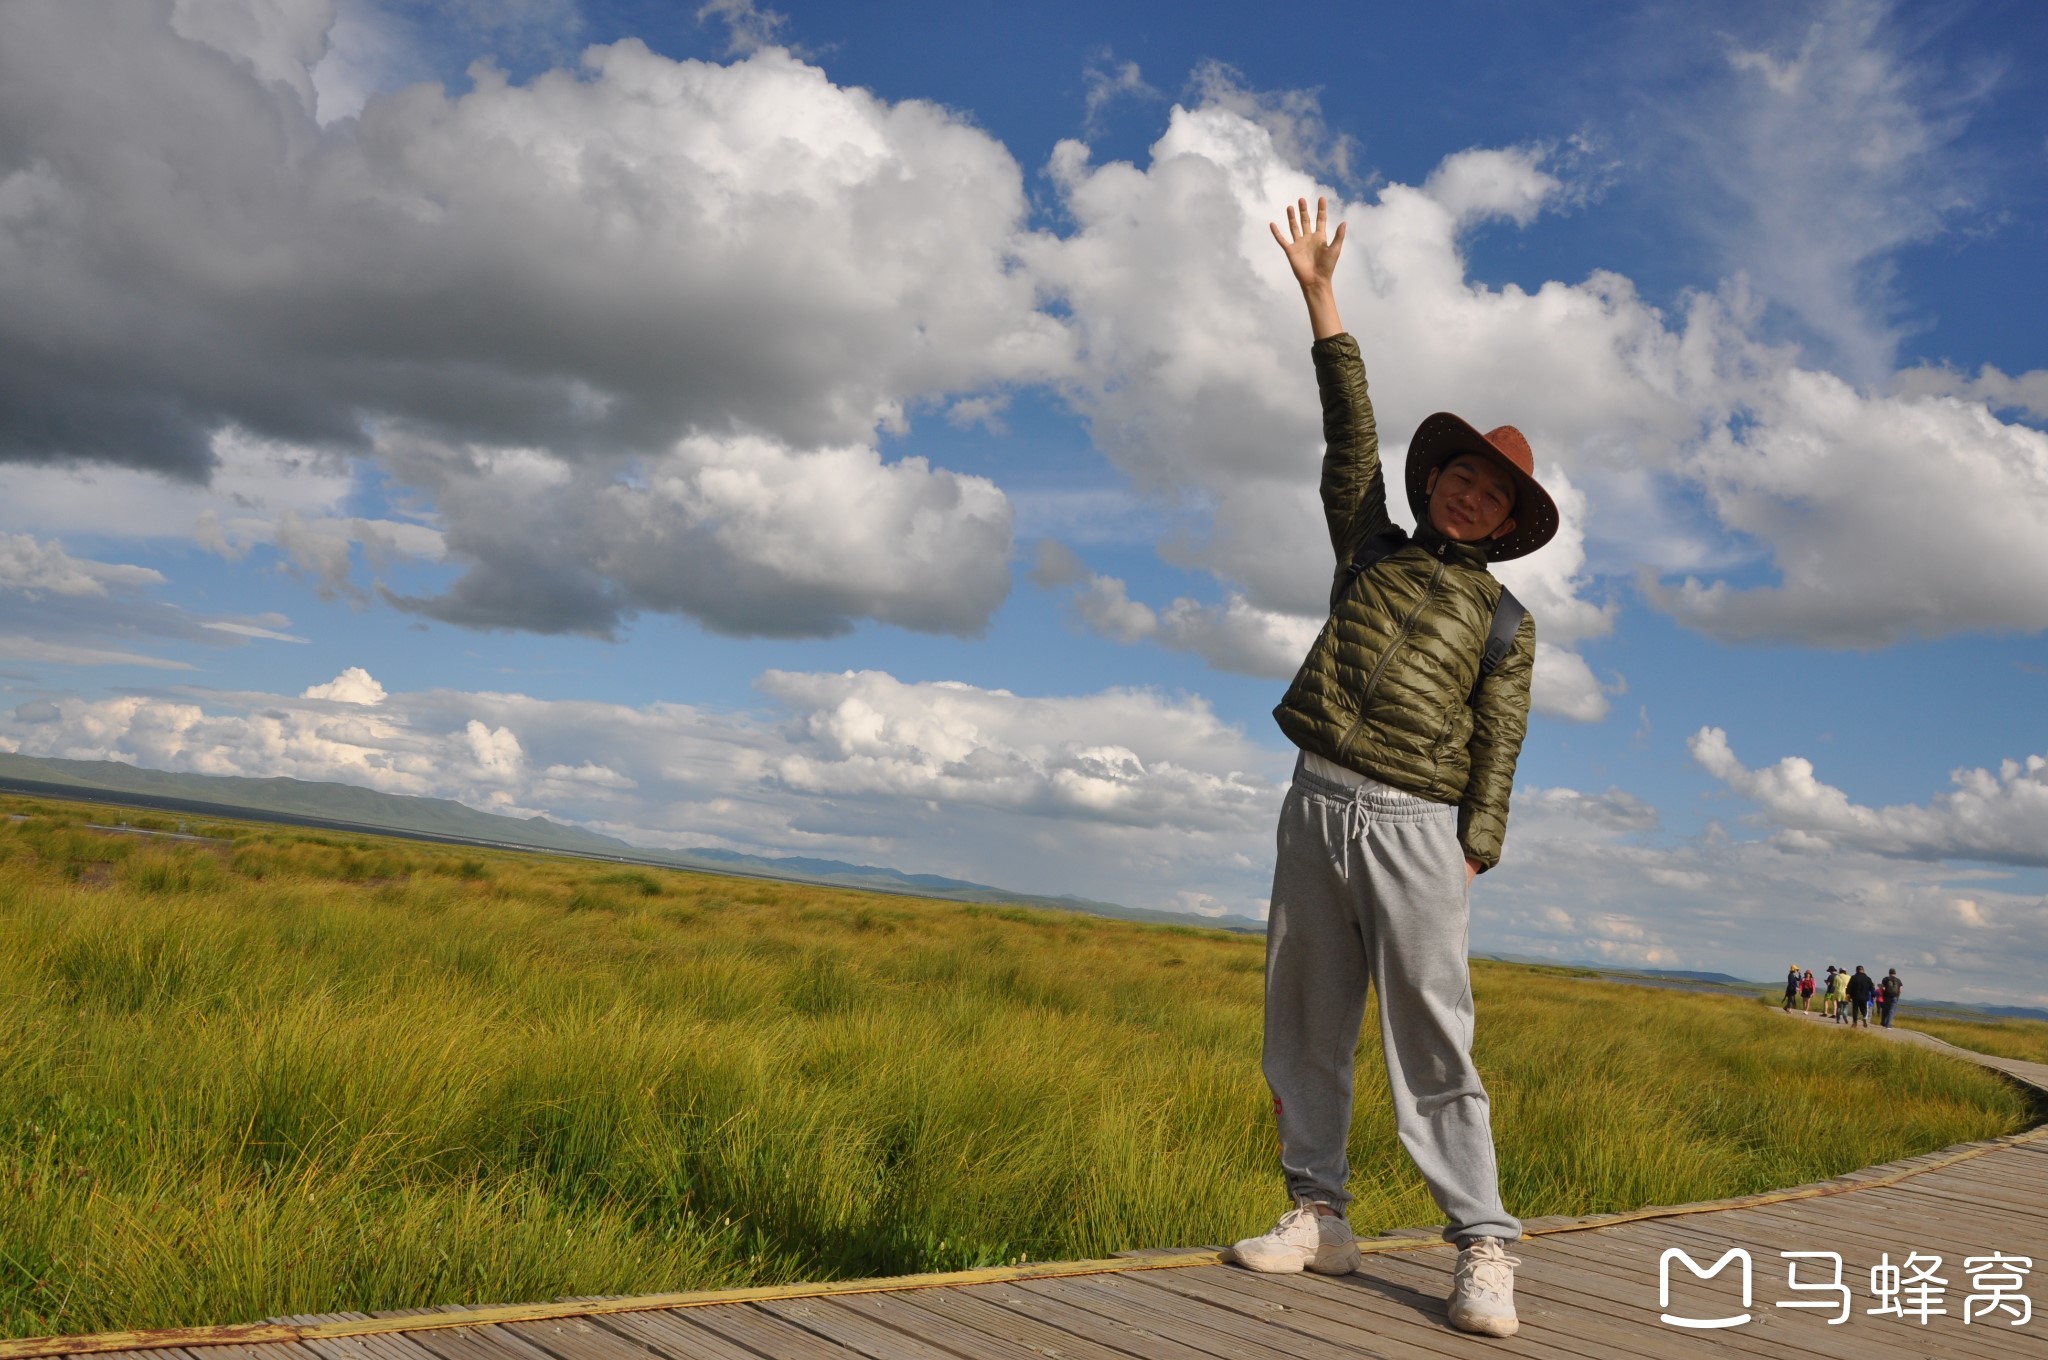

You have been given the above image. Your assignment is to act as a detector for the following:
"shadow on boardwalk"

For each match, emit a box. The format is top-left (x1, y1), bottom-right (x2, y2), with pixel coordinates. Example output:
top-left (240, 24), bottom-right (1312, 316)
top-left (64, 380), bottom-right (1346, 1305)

top-left (8, 1018), bottom-right (2046, 1359)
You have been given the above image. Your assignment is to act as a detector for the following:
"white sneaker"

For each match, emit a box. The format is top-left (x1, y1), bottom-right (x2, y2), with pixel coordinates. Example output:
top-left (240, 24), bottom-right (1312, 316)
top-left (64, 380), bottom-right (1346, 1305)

top-left (1230, 1201), bottom-right (1361, 1275)
top-left (1448, 1237), bottom-right (1520, 1337)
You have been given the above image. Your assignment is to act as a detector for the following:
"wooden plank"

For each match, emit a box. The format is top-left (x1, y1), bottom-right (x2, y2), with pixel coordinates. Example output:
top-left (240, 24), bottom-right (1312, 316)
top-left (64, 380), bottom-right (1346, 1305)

top-left (1023, 1274), bottom-right (1291, 1360)
top-left (1922, 1155), bottom-right (2048, 1202)
top-left (1921, 1168), bottom-right (2048, 1216)
top-left (1834, 1167), bottom-right (2048, 1218)
top-left (754, 1297), bottom-right (963, 1360)
top-left (184, 1345), bottom-right (331, 1360)
top-left (1712, 1192), bottom-right (2048, 1261)
top-left (1057, 1272), bottom-right (1385, 1360)
top-left (831, 1289), bottom-right (1097, 1360)
top-left (1137, 1264), bottom-right (1591, 1360)
top-left (1341, 1250), bottom-right (1733, 1356)
top-left (1641, 1191), bottom-right (2039, 1263)
top-left (680, 1304), bottom-right (863, 1360)
top-left (498, 1317), bottom-right (678, 1360)
top-left (1272, 1262), bottom-right (1731, 1360)
top-left (1289, 1256), bottom-right (1708, 1360)
top-left (1860, 1171), bottom-right (2048, 1230)
top-left (1169, 1268), bottom-right (1507, 1360)
top-left (903, 1284), bottom-right (1148, 1360)
top-left (590, 1311), bottom-right (769, 1360)
top-left (302, 1332), bottom-right (452, 1360)
top-left (1851, 1163), bottom-right (2048, 1212)
top-left (966, 1279), bottom-right (1223, 1360)
top-left (403, 1325), bottom-right (556, 1360)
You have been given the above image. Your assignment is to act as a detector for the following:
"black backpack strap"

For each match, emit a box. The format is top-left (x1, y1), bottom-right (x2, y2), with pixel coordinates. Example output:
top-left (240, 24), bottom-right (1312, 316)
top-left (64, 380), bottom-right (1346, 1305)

top-left (1329, 527), bottom-right (1409, 612)
top-left (1472, 586), bottom-right (1526, 700)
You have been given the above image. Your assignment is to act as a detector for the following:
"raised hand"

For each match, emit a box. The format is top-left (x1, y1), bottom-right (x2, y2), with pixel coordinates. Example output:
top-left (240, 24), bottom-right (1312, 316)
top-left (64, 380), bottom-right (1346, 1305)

top-left (1270, 196), bottom-right (1346, 339)
top-left (1270, 196), bottom-right (1345, 291)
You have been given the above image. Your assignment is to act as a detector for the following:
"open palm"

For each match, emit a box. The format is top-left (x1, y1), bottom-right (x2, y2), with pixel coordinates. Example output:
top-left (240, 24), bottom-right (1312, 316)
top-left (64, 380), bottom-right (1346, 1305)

top-left (1271, 195), bottom-right (1345, 290)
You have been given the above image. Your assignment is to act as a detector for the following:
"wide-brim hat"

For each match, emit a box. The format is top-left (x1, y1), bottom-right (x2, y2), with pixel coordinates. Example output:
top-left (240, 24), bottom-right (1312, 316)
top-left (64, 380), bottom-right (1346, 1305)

top-left (1404, 413), bottom-right (1559, 562)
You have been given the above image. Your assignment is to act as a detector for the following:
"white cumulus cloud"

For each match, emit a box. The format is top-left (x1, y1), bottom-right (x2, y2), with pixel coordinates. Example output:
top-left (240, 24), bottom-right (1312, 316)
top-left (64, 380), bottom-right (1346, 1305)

top-left (1690, 725), bottom-right (2048, 867)
top-left (0, 5), bottom-right (1064, 638)
top-left (302, 667), bottom-right (386, 705)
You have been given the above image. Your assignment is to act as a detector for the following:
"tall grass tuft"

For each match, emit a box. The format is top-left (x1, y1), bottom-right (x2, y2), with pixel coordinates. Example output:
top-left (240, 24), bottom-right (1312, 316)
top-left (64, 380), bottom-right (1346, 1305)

top-left (0, 796), bottom-right (2031, 1338)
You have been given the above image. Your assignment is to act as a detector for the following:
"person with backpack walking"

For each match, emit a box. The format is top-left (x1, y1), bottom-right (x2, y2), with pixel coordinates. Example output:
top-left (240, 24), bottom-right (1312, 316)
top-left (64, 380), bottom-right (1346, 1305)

top-left (1847, 965), bottom-right (1875, 1027)
top-left (1878, 969), bottom-right (1903, 1027)
top-left (1229, 198), bottom-right (1554, 1340)
top-left (1821, 965), bottom-right (1838, 1019)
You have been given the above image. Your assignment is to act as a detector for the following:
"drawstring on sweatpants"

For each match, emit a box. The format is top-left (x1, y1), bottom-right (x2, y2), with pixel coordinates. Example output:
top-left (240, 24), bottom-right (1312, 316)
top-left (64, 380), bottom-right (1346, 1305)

top-left (1333, 782), bottom-right (1376, 874)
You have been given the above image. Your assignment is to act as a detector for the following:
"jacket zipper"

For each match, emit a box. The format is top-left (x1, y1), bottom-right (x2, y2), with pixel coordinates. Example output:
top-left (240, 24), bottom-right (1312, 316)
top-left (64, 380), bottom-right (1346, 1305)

top-left (1337, 554), bottom-right (1445, 765)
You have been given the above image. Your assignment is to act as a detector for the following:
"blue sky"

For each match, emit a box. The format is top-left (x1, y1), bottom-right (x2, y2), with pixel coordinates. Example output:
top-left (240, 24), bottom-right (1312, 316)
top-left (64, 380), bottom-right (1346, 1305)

top-left (2, 0), bottom-right (2046, 1003)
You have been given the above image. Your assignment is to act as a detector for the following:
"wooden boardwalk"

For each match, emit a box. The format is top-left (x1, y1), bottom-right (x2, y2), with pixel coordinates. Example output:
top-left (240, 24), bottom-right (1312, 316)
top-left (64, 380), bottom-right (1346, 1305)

top-left (9, 1017), bottom-right (2045, 1360)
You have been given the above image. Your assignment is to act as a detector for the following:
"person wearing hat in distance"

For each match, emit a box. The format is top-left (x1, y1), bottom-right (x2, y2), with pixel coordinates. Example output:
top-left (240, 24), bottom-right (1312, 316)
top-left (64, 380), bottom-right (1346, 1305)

top-left (1228, 197), bottom-right (1557, 1341)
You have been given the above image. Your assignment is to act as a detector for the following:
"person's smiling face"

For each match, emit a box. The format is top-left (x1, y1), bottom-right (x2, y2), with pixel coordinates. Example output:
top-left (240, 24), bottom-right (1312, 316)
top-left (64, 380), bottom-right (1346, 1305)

top-left (1425, 454), bottom-right (1518, 544)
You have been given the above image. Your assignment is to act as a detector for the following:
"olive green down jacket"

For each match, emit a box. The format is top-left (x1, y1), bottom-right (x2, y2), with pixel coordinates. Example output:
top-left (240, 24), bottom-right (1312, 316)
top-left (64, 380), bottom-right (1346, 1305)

top-left (1271, 332), bottom-right (1536, 872)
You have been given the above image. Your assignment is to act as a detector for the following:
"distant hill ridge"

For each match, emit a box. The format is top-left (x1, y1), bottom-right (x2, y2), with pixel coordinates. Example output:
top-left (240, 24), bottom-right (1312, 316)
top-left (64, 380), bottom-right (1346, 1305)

top-left (0, 752), bottom-right (637, 853)
top-left (0, 752), bottom-right (1265, 932)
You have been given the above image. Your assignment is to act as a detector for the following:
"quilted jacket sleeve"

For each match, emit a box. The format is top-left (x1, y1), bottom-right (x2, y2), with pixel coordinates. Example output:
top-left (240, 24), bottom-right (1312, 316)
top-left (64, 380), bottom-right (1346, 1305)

top-left (1312, 333), bottom-right (1392, 565)
top-left (1458, 608), bottom-right (1536, 871)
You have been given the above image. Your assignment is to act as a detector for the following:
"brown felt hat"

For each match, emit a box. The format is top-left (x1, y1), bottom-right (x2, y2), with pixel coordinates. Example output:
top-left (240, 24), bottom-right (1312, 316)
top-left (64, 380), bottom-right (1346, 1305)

top-left (1404, 412), bottom-right (1559, 562)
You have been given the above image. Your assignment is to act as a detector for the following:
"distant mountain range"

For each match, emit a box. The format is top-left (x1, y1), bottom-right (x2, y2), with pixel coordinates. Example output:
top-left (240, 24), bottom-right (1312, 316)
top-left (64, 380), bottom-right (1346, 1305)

top-left (0, 752), bottom-right (1266, 932)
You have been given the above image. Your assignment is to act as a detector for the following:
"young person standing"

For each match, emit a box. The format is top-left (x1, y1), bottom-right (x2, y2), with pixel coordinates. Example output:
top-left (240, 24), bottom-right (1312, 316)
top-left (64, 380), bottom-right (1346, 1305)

top-left (1228, 198), bottom-right (1558, 1341)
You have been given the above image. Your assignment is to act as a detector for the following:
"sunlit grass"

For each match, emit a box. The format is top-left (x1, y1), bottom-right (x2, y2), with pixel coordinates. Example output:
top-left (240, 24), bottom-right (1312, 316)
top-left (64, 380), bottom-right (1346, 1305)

top-left (1900, 1013), bottom-right (2048, 1065)
top-left (0, 795), bottom-right (2031, 1337)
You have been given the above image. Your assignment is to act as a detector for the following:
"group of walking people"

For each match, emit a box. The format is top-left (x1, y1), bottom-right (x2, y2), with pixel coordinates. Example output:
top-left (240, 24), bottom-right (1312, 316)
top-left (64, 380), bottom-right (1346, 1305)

top-left (1783, 964), bottom-right (1903, 1027)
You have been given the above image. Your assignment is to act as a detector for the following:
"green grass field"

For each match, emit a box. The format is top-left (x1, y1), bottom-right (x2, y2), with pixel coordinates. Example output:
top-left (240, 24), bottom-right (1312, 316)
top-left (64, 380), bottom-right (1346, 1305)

top-left (0, 795), bottom-right (2034, 1339)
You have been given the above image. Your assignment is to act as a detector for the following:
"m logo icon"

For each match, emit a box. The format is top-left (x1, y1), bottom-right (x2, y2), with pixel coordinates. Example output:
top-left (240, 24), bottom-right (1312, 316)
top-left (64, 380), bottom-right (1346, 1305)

top-left (1659, 1247), bottom-right (1752, 1328)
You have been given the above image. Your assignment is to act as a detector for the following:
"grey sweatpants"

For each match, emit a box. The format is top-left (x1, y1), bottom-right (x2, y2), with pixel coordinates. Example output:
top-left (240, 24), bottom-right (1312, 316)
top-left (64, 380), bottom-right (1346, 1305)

top-left (1262, 754), bottom-right (1520, 1245)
